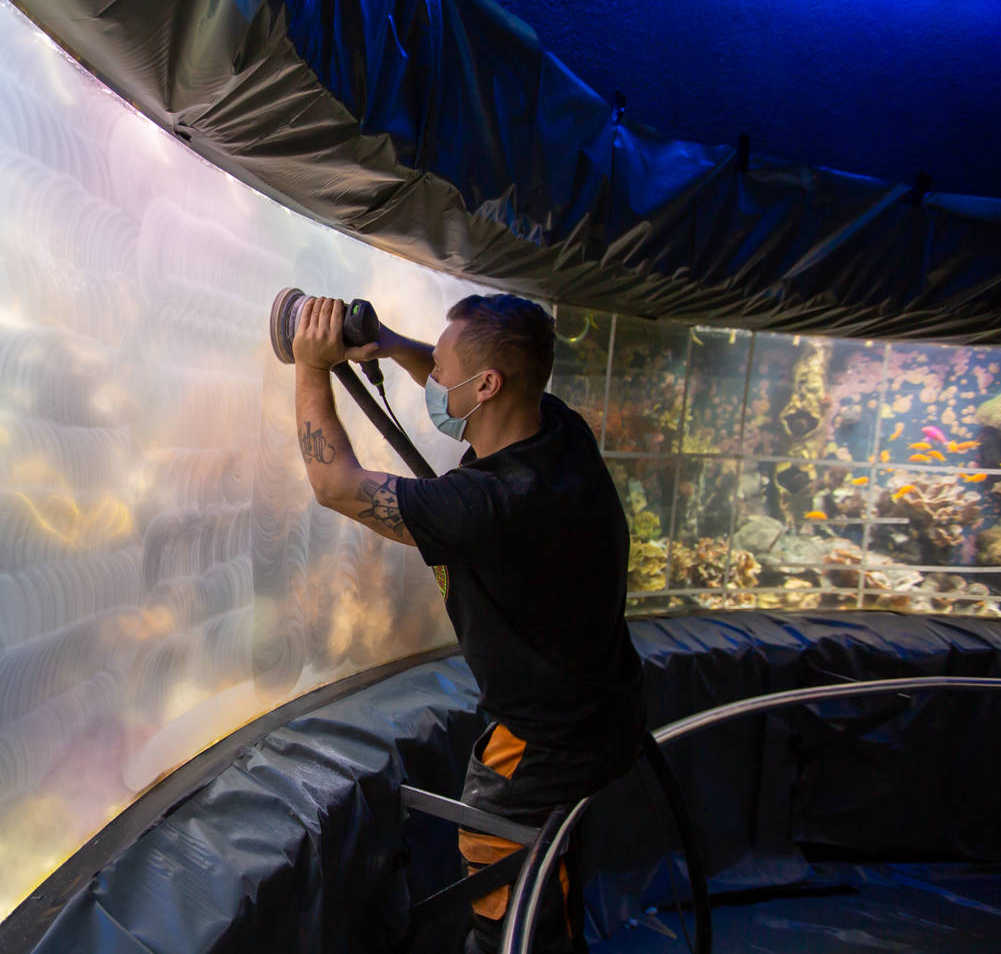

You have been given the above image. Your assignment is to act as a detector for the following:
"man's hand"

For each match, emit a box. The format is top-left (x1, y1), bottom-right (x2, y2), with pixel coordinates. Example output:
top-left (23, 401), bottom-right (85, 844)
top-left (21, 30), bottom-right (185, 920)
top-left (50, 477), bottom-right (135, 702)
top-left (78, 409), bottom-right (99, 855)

top-left (292, 297), bottom-right (381, 371)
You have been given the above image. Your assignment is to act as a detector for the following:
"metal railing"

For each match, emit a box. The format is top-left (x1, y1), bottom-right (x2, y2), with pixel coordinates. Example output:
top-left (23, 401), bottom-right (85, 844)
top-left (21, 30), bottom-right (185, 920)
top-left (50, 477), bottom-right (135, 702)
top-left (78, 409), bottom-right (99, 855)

top-left (500, 675), bottom-right (1001, 954)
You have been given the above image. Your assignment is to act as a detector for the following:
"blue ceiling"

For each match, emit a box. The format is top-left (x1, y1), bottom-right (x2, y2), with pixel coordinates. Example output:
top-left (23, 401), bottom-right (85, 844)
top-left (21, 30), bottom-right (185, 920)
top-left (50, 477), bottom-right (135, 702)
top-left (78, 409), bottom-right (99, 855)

top-left (494, 0), bottom-right (1001, 199)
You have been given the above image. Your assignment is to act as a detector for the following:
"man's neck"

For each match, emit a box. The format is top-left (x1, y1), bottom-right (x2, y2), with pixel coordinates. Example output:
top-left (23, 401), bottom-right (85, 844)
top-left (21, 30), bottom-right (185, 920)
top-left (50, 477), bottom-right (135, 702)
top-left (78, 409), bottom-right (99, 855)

top-left (467, 400), bottom-right (543, 459)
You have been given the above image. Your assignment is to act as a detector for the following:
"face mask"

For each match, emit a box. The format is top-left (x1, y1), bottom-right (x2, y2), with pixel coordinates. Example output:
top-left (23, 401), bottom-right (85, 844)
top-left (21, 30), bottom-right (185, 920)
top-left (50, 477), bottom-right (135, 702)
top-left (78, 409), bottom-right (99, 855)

top-left (425, 371), bottom-right (487, 441)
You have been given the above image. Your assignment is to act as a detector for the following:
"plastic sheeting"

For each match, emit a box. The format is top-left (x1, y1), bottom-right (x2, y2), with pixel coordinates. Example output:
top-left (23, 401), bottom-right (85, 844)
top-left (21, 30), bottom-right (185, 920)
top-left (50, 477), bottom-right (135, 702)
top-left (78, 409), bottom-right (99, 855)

top-left (14, 611), bottom-right (1001, 953)
top-left (12, 0), bottom-right (1001, 343)
top-left (590, 862), bottom-right (1001, 953)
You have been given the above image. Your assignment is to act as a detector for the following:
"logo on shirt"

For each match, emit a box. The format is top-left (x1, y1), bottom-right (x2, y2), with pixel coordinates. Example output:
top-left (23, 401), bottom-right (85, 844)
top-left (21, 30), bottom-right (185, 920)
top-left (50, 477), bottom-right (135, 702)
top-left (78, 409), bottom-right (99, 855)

top-left (432, 564), bottom-right (449, 602)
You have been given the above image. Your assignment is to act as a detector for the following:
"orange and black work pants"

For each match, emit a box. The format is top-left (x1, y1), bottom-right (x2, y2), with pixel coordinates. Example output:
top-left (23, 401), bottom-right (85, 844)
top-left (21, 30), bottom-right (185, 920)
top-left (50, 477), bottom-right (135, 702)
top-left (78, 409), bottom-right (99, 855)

top-left (458, 722), bottom-right (602, 954)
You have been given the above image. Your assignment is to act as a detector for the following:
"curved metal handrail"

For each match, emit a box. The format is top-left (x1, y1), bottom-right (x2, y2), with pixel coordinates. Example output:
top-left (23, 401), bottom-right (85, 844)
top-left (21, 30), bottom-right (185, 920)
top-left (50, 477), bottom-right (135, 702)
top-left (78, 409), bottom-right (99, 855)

top-left (500, 805), bottom-right (572, 954)
top-left (500, 675), bottom-right (1001, 954)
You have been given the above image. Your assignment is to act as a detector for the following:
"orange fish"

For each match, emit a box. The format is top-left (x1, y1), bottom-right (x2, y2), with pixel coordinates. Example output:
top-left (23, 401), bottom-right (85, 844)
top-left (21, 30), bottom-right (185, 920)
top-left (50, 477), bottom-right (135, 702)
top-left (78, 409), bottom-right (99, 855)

top-left (851, 476), bottom-right (869, 486)
top-left (957, 440), bottom-right (980, 451)
top-left (909, 441), bottom-right (932, 450)
top-left (888, 422), bottom-right (903, 441)
top-left (961, 473), bottom-right (988, 483)
top-left (891, 484), bottom-right (917, 501)
top-left (880, 450), bottom-right (891, 463)
top-left (909, 453), bottom-right (931, 463)
top-left (928, 450), bottom-right (946, 462)
top-left (804, 510), bottom-right (828, 520)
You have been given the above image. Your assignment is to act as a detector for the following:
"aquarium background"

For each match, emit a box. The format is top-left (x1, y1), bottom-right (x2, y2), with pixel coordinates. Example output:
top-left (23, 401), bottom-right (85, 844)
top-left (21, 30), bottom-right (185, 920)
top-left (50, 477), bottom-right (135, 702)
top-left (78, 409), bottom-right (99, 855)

top-left (0, 1), bottom-right (501, 920)
top-left (551, 307), bottom-right (1001, 618)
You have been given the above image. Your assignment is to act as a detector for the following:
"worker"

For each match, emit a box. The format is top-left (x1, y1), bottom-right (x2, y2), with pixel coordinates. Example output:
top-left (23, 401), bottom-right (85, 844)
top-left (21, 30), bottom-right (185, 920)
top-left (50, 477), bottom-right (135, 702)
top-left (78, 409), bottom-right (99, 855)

top-left (292, 293), bottom-right (646, 953)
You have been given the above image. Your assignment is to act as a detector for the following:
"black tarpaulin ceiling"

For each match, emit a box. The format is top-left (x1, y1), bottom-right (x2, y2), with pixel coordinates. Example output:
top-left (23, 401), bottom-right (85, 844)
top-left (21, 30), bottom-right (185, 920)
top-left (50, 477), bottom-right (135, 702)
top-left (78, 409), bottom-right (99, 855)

top-left (13, 0), bottom-right (1001, 343)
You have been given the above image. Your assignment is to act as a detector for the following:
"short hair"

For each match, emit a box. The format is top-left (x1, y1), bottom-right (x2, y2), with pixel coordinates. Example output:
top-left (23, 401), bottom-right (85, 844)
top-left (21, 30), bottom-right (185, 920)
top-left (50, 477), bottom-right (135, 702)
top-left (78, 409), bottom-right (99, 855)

top-left (446, 294), bottom-right (555, 397)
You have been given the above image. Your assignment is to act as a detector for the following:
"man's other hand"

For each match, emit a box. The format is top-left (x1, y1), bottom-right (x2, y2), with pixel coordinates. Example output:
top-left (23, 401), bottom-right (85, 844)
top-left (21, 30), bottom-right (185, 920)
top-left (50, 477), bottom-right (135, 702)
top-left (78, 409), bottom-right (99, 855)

top-left (292, 297), bottom-right (381, 371)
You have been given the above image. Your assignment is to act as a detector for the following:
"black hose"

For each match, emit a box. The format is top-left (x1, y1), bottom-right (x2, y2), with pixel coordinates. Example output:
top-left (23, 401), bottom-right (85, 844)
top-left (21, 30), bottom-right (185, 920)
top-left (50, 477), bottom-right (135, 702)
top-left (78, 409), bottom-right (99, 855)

top-left (640, 732), bottom-right (712, 954)
top-left (331, 364), bottom-right (436, 479)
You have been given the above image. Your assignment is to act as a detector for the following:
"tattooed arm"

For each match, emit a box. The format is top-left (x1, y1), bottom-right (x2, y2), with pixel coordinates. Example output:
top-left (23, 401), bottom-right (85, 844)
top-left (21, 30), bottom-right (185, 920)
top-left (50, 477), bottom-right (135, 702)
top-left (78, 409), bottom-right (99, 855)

top-left (295, 364), bottom-right (416, 546)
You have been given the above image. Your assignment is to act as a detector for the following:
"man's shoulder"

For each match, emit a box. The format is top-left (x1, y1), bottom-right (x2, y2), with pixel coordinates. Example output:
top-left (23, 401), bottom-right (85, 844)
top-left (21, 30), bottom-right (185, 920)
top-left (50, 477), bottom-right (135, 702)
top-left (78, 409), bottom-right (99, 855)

top-left (541, 393), bottom-right (600, 448)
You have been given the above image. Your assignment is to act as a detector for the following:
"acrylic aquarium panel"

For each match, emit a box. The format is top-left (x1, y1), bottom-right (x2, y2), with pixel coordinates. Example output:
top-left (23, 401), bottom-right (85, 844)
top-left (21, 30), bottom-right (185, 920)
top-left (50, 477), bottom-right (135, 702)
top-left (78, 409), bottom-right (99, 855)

top-left (558, 312), bottom-right (1001, 617)
top-left (0, 2), bottom-right (498, 920)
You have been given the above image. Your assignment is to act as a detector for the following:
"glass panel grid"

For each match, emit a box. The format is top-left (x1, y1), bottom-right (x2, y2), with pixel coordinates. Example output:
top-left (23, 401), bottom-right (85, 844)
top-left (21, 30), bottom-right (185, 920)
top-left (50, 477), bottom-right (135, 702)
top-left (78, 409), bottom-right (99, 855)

top-left (585, 316), bottom-right (1001, 619)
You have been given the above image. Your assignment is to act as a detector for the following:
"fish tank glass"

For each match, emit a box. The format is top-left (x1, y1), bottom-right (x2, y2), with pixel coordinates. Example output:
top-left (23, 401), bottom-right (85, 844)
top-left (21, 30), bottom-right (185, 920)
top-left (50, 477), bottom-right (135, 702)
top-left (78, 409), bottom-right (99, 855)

top-left (0, 2), bottom-right (499, 921)
top-left (551, 314), bottom-right (1001, 618)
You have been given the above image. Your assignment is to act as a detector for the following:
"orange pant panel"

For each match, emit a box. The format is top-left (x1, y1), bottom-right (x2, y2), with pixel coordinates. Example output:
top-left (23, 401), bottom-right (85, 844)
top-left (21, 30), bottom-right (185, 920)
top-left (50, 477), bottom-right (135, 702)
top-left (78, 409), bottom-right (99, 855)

top-left (460, 723), bottom-right (570, 924)
top-left (458, 829), bottom-right (522, 919)
top-left (481, 723), bottom-right (527, 779)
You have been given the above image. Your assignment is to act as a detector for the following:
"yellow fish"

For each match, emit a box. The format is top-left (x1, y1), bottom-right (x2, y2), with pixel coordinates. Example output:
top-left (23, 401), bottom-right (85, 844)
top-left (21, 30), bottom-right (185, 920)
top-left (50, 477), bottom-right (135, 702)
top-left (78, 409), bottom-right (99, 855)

top-left (928, 450), bottom-right (946, 462)
top-left (909, 441), bottom-right (932, 450)
top-left (957, 440), bottom-right (980, 451)
top-left (888, 422), bottom-right (903, 441)
top-left (909, 453), bottom-right (931, 463)
top-left (880, 450), bottom-right (891, 463)
top-left (891, 484), bottom-right (917, 501)
top-left (961, 473), bottom-right (988, 483)
top-left (946, 441), bottom-right (960, 453)
top-left (851, 476), bottom-right (869, 486)
top-left (804, 510), bottom-right (828, 520)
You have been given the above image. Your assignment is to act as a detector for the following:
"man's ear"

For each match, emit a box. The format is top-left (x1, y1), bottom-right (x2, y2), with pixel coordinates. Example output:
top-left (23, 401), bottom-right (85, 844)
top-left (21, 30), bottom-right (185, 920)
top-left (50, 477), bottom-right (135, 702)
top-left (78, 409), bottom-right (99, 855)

top-left (479, 368), bottom-right (504, 400)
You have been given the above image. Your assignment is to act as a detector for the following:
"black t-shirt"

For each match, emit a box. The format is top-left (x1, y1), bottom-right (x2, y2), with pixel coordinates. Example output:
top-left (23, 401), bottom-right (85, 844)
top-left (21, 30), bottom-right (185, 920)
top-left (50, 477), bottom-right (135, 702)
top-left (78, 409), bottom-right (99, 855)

top-left (397, 393), bottom-right (645, 756)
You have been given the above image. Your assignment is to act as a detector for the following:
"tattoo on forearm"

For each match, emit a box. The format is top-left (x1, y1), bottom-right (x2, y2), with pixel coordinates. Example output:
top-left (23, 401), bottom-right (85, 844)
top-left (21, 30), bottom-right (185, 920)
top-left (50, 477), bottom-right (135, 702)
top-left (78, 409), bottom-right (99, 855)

top-left (299, 421), bottom-right (336, 464)
top-left (357, 476), bottom-right (405, 537)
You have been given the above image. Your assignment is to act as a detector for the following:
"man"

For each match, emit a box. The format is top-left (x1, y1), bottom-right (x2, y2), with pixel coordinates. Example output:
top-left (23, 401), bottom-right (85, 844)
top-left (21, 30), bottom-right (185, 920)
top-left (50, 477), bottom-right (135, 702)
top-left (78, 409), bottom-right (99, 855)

top-left (293, 293), bottom-right (646, 953)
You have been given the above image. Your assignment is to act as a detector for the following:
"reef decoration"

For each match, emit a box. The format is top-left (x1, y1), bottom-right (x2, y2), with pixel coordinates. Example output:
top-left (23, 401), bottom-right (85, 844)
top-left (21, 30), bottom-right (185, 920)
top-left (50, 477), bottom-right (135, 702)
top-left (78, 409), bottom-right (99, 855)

top-left (878, 474), bottom-right (982, 553)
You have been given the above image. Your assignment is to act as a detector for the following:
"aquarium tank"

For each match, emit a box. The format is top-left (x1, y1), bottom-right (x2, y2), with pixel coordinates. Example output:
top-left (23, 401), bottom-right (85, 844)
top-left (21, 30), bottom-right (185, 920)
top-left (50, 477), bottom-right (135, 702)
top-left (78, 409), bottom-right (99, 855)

top-left (550, 305), bottom-right (1001, 618)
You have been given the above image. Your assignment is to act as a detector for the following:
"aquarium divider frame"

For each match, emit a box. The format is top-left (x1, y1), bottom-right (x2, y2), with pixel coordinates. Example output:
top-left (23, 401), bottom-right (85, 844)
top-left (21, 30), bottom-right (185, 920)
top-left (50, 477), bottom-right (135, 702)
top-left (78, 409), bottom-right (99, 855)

top-left (857, 343), bottom-right (894, 608)
top-left (598, 313), bottom-right (618, 454)
top-left (602, 450), bottom-right (1001, 476)
top-left (722, 332), bottom-right (757, 592)
top-left (665, 330), bottom-right (696, 594)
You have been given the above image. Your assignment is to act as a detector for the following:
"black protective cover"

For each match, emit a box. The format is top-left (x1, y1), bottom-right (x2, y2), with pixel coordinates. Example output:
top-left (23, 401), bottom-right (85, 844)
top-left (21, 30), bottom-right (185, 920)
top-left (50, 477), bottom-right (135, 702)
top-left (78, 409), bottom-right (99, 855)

top-left (13, 0), bottom-right (1001, 342)
top-left (18, 611), bottom-right (1001, 952)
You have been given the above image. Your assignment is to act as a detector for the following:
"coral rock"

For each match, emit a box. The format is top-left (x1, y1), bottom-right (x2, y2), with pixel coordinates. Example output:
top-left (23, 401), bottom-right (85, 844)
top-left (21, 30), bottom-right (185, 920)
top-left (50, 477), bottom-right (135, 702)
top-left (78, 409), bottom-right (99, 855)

top-left (975, 394), bottom-right (1001, 430)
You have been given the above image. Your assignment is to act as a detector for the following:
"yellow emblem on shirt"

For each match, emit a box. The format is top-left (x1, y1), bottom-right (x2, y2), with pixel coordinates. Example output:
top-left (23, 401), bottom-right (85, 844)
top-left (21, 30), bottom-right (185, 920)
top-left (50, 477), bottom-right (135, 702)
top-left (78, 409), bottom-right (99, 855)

top-left (432, 564), bottom-right (449, 601)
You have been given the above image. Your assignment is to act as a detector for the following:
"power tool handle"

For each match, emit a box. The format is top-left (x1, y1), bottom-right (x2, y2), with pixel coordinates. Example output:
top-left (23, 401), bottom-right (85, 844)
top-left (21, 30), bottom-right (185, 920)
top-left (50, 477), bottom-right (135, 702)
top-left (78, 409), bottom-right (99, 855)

top-left (344, 299), bottom-right (384, 387)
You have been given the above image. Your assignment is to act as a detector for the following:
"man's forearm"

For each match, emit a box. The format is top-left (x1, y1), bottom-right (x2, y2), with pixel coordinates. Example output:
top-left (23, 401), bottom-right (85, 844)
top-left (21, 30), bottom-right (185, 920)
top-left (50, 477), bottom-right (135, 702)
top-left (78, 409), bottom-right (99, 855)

top-left (388, 333), bottom-right (434, 387)
top-left (295, 364), bottom-right (361, 505)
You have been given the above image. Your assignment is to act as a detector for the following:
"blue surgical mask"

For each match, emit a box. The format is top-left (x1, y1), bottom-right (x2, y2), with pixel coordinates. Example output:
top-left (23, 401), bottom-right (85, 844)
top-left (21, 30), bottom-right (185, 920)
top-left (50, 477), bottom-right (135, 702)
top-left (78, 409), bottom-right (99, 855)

top-left (425, 371), bottom-right (486, 441)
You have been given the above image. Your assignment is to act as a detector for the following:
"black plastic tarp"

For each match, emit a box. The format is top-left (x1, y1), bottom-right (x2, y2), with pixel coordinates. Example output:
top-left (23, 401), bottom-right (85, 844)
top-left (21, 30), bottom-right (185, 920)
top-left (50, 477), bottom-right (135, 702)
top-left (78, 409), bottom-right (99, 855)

top-left (13, 0), bottom-right (1001, 343)
top-left (18, 611), bottom-right (1001, 953)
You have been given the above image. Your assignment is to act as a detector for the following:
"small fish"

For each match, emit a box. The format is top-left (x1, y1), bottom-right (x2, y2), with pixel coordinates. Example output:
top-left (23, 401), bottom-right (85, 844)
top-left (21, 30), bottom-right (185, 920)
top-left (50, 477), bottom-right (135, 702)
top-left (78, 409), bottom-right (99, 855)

top-left (961, 473), bottom-right (988, 483)
top-left (888, 422), bottom-right (903, 441)
top-left (922, 425), bottom-right (947, 444)
top-left (946, 441), bottom-right (960, 453)
top-left (909, 441), bottom-right (932, 450)
top-left (851, 476), bottom-right (869, 486)
top-left (804, 510), bottom-right (828, 520)
top-left (957, 440), bottom-right (980, 451)
top-left (927, 450), bottom-right (946, 462)
top-left (891, 484), bottom-right (917, 501)
top-left (880, 450), bottom-right (891, 463)
top-left (909, 453), bottom-right (931, 463)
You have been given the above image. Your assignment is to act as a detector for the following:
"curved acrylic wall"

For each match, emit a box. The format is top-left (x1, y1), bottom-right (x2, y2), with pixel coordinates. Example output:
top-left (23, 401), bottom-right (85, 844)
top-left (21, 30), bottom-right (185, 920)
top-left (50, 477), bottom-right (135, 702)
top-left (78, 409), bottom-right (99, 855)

top-left (0, 0), bottom-right (497, 920)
